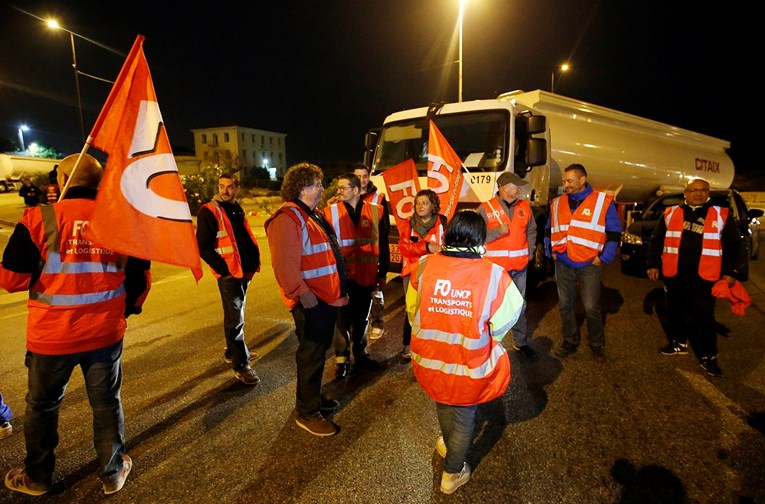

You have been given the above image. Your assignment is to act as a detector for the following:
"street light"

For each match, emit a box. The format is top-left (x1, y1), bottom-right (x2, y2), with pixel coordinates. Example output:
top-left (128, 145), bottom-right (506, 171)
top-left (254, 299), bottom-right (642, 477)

top-left (551, 63), bottom-right (570, 94)
top-left (458, 0), bottom-right (467, 102)
top-left (46, 19), bottom-right (85, 144)
top-left (18, 124), bottom-right (29, 151)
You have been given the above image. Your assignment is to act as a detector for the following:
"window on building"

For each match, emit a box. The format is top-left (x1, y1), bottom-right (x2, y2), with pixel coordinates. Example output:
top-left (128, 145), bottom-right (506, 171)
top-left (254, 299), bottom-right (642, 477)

top-left (213, 133), bottom-right (218, 145)
top-left (242, 150), bottom-right (247, 161)
top-left (224, 132), bottom-right (230, 142)
top-left (202, 134), bottom-right (207, 144)
top-left (269, 136), bottom-right (273, 144)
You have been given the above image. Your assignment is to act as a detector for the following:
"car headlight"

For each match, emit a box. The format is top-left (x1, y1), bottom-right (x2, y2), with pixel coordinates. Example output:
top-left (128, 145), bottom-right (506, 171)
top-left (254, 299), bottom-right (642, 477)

top-left (620, 231), bottom-right (643, 246)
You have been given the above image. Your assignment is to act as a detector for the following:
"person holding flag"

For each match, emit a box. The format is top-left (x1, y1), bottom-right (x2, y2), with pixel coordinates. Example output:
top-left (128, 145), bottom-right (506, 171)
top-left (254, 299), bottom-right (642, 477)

top-left (1, 153), bottom-right (151, 496)
top-left (478, 171), bottom-right (538, 360)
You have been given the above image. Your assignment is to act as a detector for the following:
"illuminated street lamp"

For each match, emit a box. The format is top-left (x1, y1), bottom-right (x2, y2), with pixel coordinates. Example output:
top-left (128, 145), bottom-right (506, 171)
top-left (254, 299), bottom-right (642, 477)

top-left (18, 124), bottom-right (29, 151)
top-left (46, 19), bottom-right (85, 143)
top-left (458, 0), bottom-right (467, 102)
top-left (551, 63), bottom-right (570, 93)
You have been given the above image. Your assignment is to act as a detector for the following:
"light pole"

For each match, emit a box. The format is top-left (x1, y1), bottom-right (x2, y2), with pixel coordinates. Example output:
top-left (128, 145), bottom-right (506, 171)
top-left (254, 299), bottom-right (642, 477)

top-left (458, 0), bottom-right (467, 102)
top-left (46, 20), bottom-right (85, 143)
top-left (551, 63), bottom-right (570, 94)
top-left (18, 124), bottom-right (29, 151)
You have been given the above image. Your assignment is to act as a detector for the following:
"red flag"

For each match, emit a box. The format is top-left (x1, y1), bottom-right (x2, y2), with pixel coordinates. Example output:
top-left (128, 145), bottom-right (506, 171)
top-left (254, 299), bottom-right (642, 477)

top-left (381, 159), bottom-right (421, 236)
top-left (83, 35), bottom-right (203, 281)
top-left (427, 120), bottom-right (464, 221)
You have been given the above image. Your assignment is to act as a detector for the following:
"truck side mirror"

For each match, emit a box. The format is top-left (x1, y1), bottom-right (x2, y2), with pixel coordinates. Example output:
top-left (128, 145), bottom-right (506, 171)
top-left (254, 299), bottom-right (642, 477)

top-left (364, 129), bottom-right (380, 166)
top-left (526, 138), bottom-right (547, 167)
top-left (527, 115), bottom-right (546, 135)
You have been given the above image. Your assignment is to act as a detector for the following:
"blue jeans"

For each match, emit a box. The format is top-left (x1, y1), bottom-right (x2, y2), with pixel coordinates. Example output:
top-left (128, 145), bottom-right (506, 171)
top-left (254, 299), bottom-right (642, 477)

top-left (554, 260), bottom-right (604, 348)
top-left (436, 402), bottom-right (477, 473)
top-left (291, 301), bottom-right (337, 416)
top-left (24, 340), bottom-right (126, 486)
top-left (217, 276), bottom-right (252, 370)
top-left (0, 392), bottom-right (12, 423)
top-left (509, 268), bottom-right (529, 346)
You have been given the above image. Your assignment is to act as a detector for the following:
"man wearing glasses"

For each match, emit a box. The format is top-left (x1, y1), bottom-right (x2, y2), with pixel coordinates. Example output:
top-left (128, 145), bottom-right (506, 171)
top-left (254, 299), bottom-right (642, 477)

top-left (646, 178), bottom-right (745, 377)
top-left (324, 173), bottom-right (389, 379)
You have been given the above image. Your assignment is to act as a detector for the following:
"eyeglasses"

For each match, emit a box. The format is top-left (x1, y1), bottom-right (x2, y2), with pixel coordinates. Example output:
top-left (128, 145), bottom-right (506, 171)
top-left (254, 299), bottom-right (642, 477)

top-left (337, 185), bottom-right (352, 192)
top-left (684, 188), bottom-right (709, 194)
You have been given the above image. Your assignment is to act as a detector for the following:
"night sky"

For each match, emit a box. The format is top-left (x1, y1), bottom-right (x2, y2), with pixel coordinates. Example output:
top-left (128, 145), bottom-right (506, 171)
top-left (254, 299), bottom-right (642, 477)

top-left (1, 1), bottom-right (759, 180)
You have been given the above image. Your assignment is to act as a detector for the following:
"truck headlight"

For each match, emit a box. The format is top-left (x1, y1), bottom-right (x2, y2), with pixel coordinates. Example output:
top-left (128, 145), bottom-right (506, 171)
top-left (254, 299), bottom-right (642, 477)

top-left (620, 231), bottom-right (643, 246)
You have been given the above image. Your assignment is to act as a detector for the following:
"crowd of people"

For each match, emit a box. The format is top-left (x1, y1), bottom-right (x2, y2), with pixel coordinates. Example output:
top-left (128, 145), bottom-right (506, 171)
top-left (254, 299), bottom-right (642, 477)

top-left (0, 158), bottom-right (746, 496)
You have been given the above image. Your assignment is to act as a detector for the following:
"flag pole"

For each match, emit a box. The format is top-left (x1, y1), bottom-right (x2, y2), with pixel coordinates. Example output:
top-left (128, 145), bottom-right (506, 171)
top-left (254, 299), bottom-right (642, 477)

top-left (460, 162), bottom-right (501, 215)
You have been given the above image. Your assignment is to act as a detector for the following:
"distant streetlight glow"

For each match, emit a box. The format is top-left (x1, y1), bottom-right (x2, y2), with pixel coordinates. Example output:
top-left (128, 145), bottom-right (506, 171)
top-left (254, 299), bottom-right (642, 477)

top-left (18, 124), bottom-right (29, 151)
top-left (458, 0), bottom-right (467, 102)
top-left (551, 63), bottom-right (571, 93)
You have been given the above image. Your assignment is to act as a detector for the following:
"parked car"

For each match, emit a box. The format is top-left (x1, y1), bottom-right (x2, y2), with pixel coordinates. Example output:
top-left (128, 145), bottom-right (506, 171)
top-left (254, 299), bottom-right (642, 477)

top-left (620, 189), bottom-right (763, 281)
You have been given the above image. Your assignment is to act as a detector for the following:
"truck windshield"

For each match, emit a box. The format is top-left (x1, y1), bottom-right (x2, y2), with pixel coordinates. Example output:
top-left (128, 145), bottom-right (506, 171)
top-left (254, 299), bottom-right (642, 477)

top-left (372, 110), bottom-right (510, 174)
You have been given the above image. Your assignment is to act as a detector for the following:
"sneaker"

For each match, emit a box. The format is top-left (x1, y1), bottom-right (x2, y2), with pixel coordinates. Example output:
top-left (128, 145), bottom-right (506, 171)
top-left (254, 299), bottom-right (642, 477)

top-left (233, 366), bottom-right (261, 386)
top-left (700, 356), bottom-right (722, 377)
top-left (512, 344), bottom-right (538, 361)
top-left (320, 397), bottom-right (340, 412)
top-left (554, 341), bottom-right (577, 359)
top-left (435, 435), bottom-right (447, 458)
top-left (660, 342), bottom-right (689, 355)
top-left (440, 462), bottom-right (471, 495)
top-left (0, 421), bottom-right (12, 440)
top-left (591, 346), bottom-right (606, 363)
top-left (4, 468), bottom-right (51, 496)
top-left (102, 455), bottom-right (132, 495)
top-left (401, 345), bottom-right (411, 361)
top-left (368, 327), bottom-right (384, 340)
top-left (335, 362), bottom-right (350, 380)
top-left (295, 412), bottom-right (338, 437)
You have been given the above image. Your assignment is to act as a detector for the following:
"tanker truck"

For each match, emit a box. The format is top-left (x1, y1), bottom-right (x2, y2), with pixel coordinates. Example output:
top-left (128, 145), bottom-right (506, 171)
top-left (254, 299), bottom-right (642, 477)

top-left (362, 89), bottom-right (736, 274)
top-left (0, 154), bottom-right (62, 193)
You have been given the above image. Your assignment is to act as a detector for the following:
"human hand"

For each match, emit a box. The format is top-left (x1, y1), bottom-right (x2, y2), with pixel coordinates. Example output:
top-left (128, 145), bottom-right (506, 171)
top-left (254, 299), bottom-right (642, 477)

top-left (722, 274), bottom-right (736, 287)
top-left (427, 243), bottom-right (440, 254)
top-left (299, 291), bottom-right (319, 309)
top-left (647, 268), bottom-right (660, 281)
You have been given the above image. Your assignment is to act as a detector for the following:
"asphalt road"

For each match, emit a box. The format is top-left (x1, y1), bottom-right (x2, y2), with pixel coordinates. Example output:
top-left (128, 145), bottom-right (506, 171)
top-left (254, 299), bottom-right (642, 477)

top-left (0, 193), bottom-right (764, 503)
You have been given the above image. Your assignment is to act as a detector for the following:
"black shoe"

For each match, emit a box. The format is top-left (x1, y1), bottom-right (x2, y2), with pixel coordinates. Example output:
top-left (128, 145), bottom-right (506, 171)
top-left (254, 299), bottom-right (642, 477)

top-left (354, 354), bottom-right (381, 371)
top-left (320, 397), bottom-right (340, 412)
top-left (591, 346), bottom-right (606, 363)
top-left (699, 356), bottom-right (722, 377)
top-left (512, 344), bottom-right (538, 361)
top-left (554, 342), bottom-right (577, 359)
top-left (659, 342), bottom-right (689, 355)
top-left (335, 363), bottom-right (350, 380)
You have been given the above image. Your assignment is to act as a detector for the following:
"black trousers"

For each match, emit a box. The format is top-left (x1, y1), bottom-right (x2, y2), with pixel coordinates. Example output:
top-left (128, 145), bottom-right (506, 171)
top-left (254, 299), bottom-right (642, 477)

top-left (291, 301), bottom-right (337, 416)
top-left (664, 274), bottom-right (717, 359)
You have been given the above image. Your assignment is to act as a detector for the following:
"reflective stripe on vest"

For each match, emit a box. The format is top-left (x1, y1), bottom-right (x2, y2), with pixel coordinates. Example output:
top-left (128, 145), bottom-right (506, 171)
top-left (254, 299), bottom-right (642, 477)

top-left (201, 200), bottom-right (259, 279)
top-left (325, 201), bottom-right (381, 285)
top-left (551, 192), bottom-right (611, 262)
top-left (661, 205), bottom-right (726, 281)
top-left (482, 198), bottom-right (531, 271)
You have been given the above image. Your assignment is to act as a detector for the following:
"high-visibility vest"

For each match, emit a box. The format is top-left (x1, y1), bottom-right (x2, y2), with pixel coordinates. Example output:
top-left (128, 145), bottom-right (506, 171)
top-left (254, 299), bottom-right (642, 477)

top-left (550, 191), bottom-right (612, 262)
top-left (200, 200), bottom-right (260, 279)
top-left (362, 190), bottom-right (386, 206)
top-left (265, 202), bottom-right (343, 309)
top-left (661, 205), bottom-right (727, 281)
top-left (324, 201), bottom-right (381, 286)
top-left (482, 198), bottom-right (531, 271)
top-left (399, 215), bottom-right (446, 278)
top-left (409, 254), bottom-right (524, 406)
top-left (24, 200), bottom-right (128, 355)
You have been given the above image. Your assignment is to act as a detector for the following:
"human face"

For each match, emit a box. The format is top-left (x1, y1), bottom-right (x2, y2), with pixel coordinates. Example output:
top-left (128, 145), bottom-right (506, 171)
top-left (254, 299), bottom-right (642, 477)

top-left (300, 179), bottom-right (324, 209)
top-left (336, 178), bottom-right (360, 205)
top-left (684, 180), bottom-right (710, 206)
top-left (218, 177), bottom-right (240, 202)
top-left (354, 169), bottom-right (370, 193)
top-left (414, 195), bottom-right (435, 219)
top-left (562, 170), bottom-right (586, 195)
top-left (498, 182), bottom-right (520, 203)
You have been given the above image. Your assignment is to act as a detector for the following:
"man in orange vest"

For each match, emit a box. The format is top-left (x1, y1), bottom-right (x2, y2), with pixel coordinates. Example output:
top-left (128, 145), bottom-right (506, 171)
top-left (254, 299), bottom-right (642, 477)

top-left (544, 164), bottom-right (621, 362)
top-left (266, 163), bottom-right (349, 436)
top-left (196, 173), bottom-right (261, 386)
top-left (646, 178), bottom-right (745, 377)
top-left (0, 153), bottom-right (151, 496)
top-left (353, 163), bottom-right (390, 339)
top-left (479, 171), bottom-right (537, 360)
top-left (324, 173), bottom-right (389, 378)
top-left (406, 210), bottom-right (524, 495)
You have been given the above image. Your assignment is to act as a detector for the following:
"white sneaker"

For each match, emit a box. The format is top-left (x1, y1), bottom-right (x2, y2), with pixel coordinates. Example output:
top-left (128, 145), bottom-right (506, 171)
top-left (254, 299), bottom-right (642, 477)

top-left (440, 462), bottom-right (471, 495)
top-left (0, 421), bottom-right (12, 440)
top-left (368, 327), bottom-right (384, 340)
top-left (435, 435), bottom-right (447, 458)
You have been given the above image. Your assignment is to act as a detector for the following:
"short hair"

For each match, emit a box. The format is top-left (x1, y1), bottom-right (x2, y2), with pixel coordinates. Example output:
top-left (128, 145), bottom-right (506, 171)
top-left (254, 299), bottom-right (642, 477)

top-left (444, 210), bottom-right (486, 248)
top-left (685, 177), bottom-right (709, 189)
top-left (218, 173), bottom-right (239, 185)
top-left (352, 162), bottom-right (371, 174)
top-left (281, 162), bottom-right (323, 202)
top-left (415, 188), bottom-right (440, 214)
top-left (58, 153), bottom-right (103, 189)
top-left (564, 163), bottom-right (587, 178)
top-left (337, 173), bottom-right (361, 190)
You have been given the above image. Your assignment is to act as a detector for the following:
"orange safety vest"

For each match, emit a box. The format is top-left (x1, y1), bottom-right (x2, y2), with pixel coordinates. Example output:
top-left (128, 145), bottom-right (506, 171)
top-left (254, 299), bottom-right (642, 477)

top-left (661, 205), bottom-right (727, 281)
top-left (201, 200), bottom-right (260, 279)
top-left (362, 190), bottom-right (386, 206)
top-left (23, 201), bottom-right (129, 355)
top-left (265, 202), bottom-right (343, 309)
top-left (409, 254), bottom-right (520, 406)
top-left (482, 198), bottom-right (531, 271)
top-left (399, 214), bottom-right (446, 278)
top-left (550, 191), bottom-right (612, 262)
top-left (324, 201), bottom-right (381, 286)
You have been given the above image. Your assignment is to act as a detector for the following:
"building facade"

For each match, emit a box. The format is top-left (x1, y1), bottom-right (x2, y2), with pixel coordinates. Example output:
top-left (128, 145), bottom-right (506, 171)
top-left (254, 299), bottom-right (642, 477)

top-left (191, 125), bottom-right (287, 180)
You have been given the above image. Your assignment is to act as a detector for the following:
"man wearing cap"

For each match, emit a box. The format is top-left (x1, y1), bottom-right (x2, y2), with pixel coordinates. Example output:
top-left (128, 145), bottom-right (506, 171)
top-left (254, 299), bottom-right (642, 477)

top-left (478, 171), bottom-right (537, 360)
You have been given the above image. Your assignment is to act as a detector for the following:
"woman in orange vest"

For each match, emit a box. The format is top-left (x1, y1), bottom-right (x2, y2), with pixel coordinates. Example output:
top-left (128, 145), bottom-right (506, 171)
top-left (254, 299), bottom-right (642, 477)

top-left (406, 210), bottom-right (524, 495)
top-left (398, 188), bottom-right (446, 360)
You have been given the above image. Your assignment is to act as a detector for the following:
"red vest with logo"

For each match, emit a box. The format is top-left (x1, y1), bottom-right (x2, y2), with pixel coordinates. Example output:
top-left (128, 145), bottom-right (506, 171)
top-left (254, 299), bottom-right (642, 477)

top-left (201, 200), bottom-right (260, 279)
top-left (661, 205), bottom-right (727, 281)
top-left (550, 191), bottom-right (612, 262)
top-left (482, 197), bottom-right (531, 271)
top-left (324, 201), bottom-right (381, 286)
